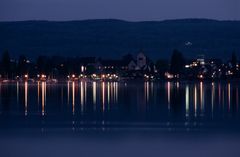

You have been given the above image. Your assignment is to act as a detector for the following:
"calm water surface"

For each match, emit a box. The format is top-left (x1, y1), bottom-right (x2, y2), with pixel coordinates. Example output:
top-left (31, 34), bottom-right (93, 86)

top-left (0, 81), bottom-right (240, 133)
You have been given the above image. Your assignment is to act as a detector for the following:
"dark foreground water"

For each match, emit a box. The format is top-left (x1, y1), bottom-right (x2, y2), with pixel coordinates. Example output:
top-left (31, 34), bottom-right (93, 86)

top-left (1, 81), bottom-right (240, 157)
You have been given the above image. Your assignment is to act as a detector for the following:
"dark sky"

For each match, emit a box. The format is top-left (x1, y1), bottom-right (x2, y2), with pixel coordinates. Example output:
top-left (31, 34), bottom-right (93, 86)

top-left (0, 0), bottom-right (239, 21)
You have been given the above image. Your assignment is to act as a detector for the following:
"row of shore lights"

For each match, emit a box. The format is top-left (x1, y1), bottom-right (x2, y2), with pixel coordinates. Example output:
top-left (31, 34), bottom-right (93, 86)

top-left (67, 74), bottom-right (119, 80)
top-left (16, 74), bottom-right (47, 79)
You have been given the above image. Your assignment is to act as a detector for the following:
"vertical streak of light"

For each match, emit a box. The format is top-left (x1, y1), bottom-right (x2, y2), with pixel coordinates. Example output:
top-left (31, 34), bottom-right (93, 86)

top-left (41, 82), bottom-right (45, 116)
top-left (167, 82), bottom-right (171, 110)
top-left (24, 81), bottom-right (28, 116)
top-left (16, 81), bottom-right (19, 104)
top-left (200, 82), bottom-right (203, 112)
top-left (80, 81), bottom-right (84, 113)
top-left (185, 85), bottom-right (189, 118)
top-left (111, 82), bottom-right (114, 104)
top-left (146, 82), bottom-right (149, 103)
top-left (107, 82), bottom-right (110, 105)
top-left (111, 82), bottom-right (113, 108)
top-left (113, 82), bottom-right (115, 103)
top-left (177, 82), bottom-right (179, 89)
top-left (102, 82), bottom-right (105, 112)
top-left (194, 84), bottom-right (197, 117)
top-left (72, 82), bottom-right (75, 115)
top-left (45, 82), bottom-right (46, 112)
top-left (93, 82), bottom-right (96, 106)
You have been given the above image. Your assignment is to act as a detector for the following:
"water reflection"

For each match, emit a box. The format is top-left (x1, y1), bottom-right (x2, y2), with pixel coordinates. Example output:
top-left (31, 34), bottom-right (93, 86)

top-left (93, 82), bottom-right (96, 106)
top-left (167, 81), bottom-right (171, 110)
top-left (72, 82), bottom-right (75, 115)
top-left (194, 84), bottom-right (197, 117)
top-left (41, 82), bottom-right (46, 116)
top-left (16, 81), bottom-right (19, 104)
top-left (24, 81), bottom-right (28, 116)
top-left (200, 82), bottom-right (204, 113)
top-left (102, 82), bottom-right (105, 112)
top-left (144, 82), bottom-right (149, 103)
top-left (0, 81), bottom-right (240, 130)
top-left (185, 85), bottom-right (189, 118)
top-left (80, 81), bottom-right (84, 113)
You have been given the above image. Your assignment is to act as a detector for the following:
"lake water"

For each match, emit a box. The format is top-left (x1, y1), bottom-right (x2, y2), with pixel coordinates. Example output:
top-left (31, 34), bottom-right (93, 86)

top-left (0, 81), bottom-right (240, 133)
top-left (1, 81), bottom-right (240, 157)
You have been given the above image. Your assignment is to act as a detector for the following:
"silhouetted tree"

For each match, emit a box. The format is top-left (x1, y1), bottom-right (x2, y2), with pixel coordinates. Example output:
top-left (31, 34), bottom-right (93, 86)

top-left (155, 59), bottom-right (169, 77)
top-left (170, 49), bottom-right (185, 75)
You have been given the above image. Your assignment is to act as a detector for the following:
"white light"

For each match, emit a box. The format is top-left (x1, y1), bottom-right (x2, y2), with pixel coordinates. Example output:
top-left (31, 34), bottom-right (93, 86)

top-left (198, 74), bottom-right (203, 79)
top-left (41, 74), bottom-right (46, 78)
top-left (81, 66), bottom-right (85, 73)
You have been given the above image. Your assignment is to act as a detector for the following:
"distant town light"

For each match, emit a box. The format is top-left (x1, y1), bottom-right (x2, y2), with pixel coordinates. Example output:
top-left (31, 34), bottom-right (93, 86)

top-left (24, 74), bottom-right (28, 78)
top-left (144, 74), bottom-right (149, 79)
top-left (227, 70), bottom-right (233, 75)
top-left (81, 66), bottom-right (85, 73)
top-left (198, 74), bottom-right (203, 79)
top-left (165, 72), bottom-right (174, 79)
top-left (41, 74), bottom-right (46, 78)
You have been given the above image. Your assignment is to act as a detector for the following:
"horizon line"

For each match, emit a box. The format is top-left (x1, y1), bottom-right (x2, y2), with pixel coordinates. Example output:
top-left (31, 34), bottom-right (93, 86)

top-left (1, 18), bottom-right (240, 23)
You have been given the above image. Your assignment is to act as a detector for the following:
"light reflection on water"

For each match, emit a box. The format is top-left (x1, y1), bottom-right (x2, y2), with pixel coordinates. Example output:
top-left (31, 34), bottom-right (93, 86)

top-left (0, 81), bottom-right (240, 131)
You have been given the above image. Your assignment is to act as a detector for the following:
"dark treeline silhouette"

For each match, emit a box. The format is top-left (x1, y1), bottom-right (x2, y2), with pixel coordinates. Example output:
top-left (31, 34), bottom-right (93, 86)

top-left (0, 49), bottom-right (239, 81)
top-left (170, 49), bottom-right (185, 76)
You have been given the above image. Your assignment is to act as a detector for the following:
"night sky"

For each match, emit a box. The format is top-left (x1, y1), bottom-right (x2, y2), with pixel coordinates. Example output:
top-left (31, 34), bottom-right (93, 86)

top-left (0, 0), bottom-right (239, 21)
